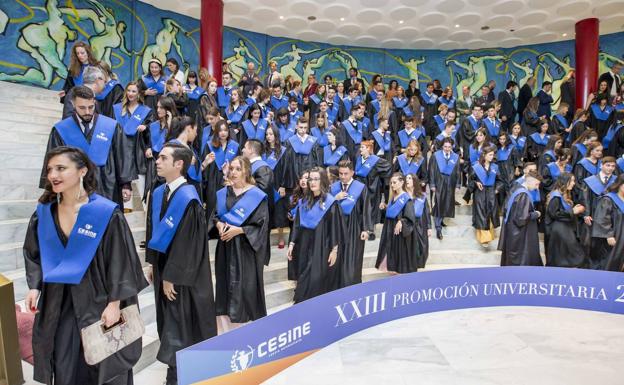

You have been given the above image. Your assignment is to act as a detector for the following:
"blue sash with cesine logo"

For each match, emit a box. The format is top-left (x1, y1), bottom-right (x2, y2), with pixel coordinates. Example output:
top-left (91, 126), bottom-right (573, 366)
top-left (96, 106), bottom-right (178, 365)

top-left (37, 194), bottom-right (117, 284)
top-left (330, 180), bottom-right (365, 215)
top-left (298, 195), bottom-right (336, 229)
top-left (386, 192), bottom-right (411, 219)
top-left (113, 103), bottom-right (151, 136)
top-left (355, 155), bottom-right (380, 178)
top-left (55, 116), bottom-right (116, 167)
top-left (208, 140), bottom-right (239, 171)
top-left (148, 184), bottom-right (200, 253)
top-left (95, 79), bottom-right (120, 101)
top-left (398, 155), bottom-right (424, 176)
top-left (473, 163), bottom-right (498, 187)
top-left (149, 121), bottom-right (167, 153)
top-left (216, 186), bottom-right (266, 227)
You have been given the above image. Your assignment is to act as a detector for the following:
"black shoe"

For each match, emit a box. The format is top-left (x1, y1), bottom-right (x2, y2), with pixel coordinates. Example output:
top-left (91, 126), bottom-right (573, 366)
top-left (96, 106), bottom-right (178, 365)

top-left (368, 232), bottom-right (376, 241)
top-left (441, 221), bottom-right (447, 227)
top-left (436, 229), bottom-right (443, 240)
top-left (455, 200), bottom-right (461, 206)
top-left (139, 241), bottom-right (146, 249)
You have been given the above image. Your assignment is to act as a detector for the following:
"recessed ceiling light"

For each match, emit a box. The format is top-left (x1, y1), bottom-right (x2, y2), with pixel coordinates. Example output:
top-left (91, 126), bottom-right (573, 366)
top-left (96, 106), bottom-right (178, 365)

top-left (307, 15), bottom-right (316, 21)
top-left (279, 16), bottom-right (284, 19)
top-left (562, 33), bottom-right (567, 37)
top-left (455, 24), bottom-right (460, 28)
top-left (399, 20), bottom-right (404, 24)
top-left (481, 25), bottom-right (490, 30)
top-left (340, 17), bottom-right (345, 21)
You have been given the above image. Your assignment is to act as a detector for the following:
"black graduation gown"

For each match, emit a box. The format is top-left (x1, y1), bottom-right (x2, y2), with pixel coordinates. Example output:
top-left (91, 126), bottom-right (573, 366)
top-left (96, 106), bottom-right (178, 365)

top-left (496, 147), bottom-right (521, 208)
top-left (568, 121), bottom-right (587, 146)
top-left (459, 118), bottom-right (480, 160)
top-left (41, 115), bottom-right (135, 207)
top-left (291, 200), bottom-right (345, 303)
top-left (282, 137), bottom-right (321, 189)
top-left (592, 195), bottom-right (624, 271)
top-left (572, 159), bottom-right (600, 201)
top-left (526, 134), bottom-right (548, 162)
top-left (498, 192), bottom-right (542, 266)
top-left (145, 188), bottom-right (217, 366)
top-left (24, 208), bottom-right (148, 385)
top-left (201, 143), bottom-right (240, 230)
top-left (375, 198), bottom-right (417, 273)
top-left (213, 187), bottom-right (269, 322)
top-left (116, 104), bottom-right (153, 177)
top-left (579, 178), bottom-right (612, 266)
top-left (393, 155), bottom-right (428, 185)
top-left (521, 110), bottom-right (540, 136)
top-left (354, 157), bottom-right (392, 224)
top-left (265, 148), bottom-right (290, 228)
top-left (468, 164), bottom-right (503, 230)
top-left (544, 196), bottom-right (585, 267)
top-left (335, 184), bottom-right (372, 287)
top-left (251, 162), bottom-right (274, 265)
top-left (588, 105), bottom-right (614, 140)
top-left (412, 198), bottom-right (432, 269)
top-left (97, 85), bottom-right (124, 119)
top-left (428, 152), bottom-right (461, 219)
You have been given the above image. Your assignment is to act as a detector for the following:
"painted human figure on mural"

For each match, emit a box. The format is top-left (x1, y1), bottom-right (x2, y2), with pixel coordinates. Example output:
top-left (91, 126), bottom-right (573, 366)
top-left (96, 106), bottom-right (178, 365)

top-left (395, 55), bottom-right (426, 89)
top-left (141, 18), bottom-right (187, 75)
top-left (599, 51), bottom-right (624, 78)
top-left (302, 53), bottom-right (331, 88)
top-left (0, 0), bottom-right (76, 87)
top-left (58, 0), bottom-right (131, 65)
top-left (446, 54), bottom-right (506, 100)
top-left (329, 50), bottom-right (371, 89)
top-left (538, 53), bottom-right (574, 111)
top-left (223, 39), bottom-right (260, 81)
top-left (510, 58), bottom-right (535, 90)
top-left (0, 8), bottom-right (8, 35)
top-left (269, 44), bottom-right (320, 84)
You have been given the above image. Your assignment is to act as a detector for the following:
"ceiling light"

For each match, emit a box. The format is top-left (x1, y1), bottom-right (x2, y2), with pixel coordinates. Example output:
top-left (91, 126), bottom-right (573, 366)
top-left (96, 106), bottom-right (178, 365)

top-left (399, 20), bottom-right (404, 24)
top-left (340, 17), bottom-right (345, 21)
top-left (455, 24), bottom-right (460, 28)
top-left (279, 16), bottom-right (284, 19)
top-left (562, 33), bottom-right (567, 37)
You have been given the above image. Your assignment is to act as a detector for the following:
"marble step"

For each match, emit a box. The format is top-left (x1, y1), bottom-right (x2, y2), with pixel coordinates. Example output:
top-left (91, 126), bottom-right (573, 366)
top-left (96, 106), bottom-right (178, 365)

top-left (0, 125), bottom-right (50, 146)
top-left (0, 98), bottom-right (62, 115)
top-left (0, 111), bottom-right (58, 128)
top-left (0, 200), bottom-right (38, 221)
top-left (0, 152), bottom-right (44, 170)
top-left (0, 81), bottom-right (61, 103)
top-left (0, 142), bottom-right (48, 155)
top-left (0, 185), bottom-right (43, 200)
top-left (0, 168), bottom-right (43, 191)
top-left (0, 104), bottom-right (61, 122)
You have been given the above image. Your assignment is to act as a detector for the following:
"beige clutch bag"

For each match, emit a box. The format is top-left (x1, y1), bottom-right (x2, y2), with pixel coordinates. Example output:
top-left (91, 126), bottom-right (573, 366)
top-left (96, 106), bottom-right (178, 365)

top-left (80, 304), bottom-right (144, 365)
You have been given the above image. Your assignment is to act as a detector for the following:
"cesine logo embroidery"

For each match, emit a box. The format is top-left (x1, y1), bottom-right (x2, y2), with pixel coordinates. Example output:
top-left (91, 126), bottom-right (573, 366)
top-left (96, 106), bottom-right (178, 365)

top-left (230, 345), bottom-right (254, 373)
top-left (164, 216), bottom-right (175, 228)
top-left (95, 132), bottom-right (109, 142)
top-left (77, 223), bottom-right (97, 238)
top-left (235, 207), bottom-right (245, 218)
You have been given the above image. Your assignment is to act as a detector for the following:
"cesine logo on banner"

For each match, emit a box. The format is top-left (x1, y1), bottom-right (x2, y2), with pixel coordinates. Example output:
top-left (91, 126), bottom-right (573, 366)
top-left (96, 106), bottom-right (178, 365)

top-left (230, 345), bottom-right (254, 373)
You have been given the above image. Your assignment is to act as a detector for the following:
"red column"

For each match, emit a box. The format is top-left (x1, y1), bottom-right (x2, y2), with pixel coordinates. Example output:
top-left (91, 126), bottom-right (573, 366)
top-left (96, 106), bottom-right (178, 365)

top-left (575, 18), bottom-right (599, 111)
top-left (200, 0), bottom-right (224, 84)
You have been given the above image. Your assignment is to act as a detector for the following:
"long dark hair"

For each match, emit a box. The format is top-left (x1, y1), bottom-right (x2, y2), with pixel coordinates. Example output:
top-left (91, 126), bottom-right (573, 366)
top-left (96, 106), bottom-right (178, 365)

top-left (39, 147), bottom-right (98, 204)
top-left (303, 167), bottom-right (330, 209)
top-left (211, 119), bottom-right (231, 148)
top-left (497, 131), bottom-right (512, 148)
top-left (545, 134), bottom-right (562, 151)
top-left (478, 144), bottom-right (497, 165)
top-left (68, 41), bottom-right (97, 77)
top-left (166, 116), bottom-right (195, 142)
top-left (407, 173), bottom-right (424, 198)
top-left (471, 127), bottom-right (491, 149)
top-left (549, 172), bottom-right (574, 205)
top-left (606, 174), bottom-right (624, 194)
top-left (263, 125), bottom-right (282, 158)
top-left (290, 170), bottom-right (309, 211)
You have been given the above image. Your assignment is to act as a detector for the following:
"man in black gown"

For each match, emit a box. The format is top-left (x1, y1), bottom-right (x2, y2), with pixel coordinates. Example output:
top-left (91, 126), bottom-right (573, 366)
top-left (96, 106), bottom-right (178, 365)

top-left (146, 143), bottom-right (217, 385)
top-left (42, 86), bottom-right (134, 206)
top-left (62, 66), bottom-right (105, 119)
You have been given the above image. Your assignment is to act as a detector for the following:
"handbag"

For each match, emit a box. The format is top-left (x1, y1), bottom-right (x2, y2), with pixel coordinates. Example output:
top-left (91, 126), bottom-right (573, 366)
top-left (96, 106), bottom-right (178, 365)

top-left (80, 304), bottom-right (144, 365)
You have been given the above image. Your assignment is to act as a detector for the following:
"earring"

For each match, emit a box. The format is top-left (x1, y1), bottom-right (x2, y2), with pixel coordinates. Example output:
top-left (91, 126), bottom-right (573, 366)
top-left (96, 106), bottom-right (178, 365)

top-left (77, 175), bottom-right (85, 200)
top-left (56, 193), bottom-right (61, 205)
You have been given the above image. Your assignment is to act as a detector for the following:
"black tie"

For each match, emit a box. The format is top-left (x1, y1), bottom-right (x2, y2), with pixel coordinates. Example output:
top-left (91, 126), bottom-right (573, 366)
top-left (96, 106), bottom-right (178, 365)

top-left (160, 185), bottom-right (170, 219)
top-left (81, 119), bottom-right (91, 137)
top-left (604, 175), bottom-right (609, 184)
top-left (343, 183), bottom-right (348, 192)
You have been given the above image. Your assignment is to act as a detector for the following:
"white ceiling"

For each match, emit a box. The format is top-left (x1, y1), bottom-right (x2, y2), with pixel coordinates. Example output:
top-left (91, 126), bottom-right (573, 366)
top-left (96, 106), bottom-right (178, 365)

top-left (141, 0), bottom-right (624, 50)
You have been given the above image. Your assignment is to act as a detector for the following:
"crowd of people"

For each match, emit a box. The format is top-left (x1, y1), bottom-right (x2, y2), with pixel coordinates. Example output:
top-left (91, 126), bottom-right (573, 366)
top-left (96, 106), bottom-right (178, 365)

top-left (20, 40), bottom-right (624, 385)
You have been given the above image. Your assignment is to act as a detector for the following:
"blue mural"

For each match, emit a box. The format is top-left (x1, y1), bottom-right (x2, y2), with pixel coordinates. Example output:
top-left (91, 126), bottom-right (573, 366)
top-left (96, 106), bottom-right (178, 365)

top-left (1, 0), bottom-right (623, 109)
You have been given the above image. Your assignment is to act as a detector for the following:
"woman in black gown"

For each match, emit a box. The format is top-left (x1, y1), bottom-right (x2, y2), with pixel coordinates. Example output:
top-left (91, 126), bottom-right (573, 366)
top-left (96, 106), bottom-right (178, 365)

top-left (263, 125), bottom-right (289, 248)
top-left (24, 146), bottom-right (147, 385)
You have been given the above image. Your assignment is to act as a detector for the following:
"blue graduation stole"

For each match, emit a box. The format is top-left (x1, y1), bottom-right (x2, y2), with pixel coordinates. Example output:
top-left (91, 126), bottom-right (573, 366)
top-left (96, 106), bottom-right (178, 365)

top-left (200, 125), bottom-right (212, 155)
top-left (402, 106), bottom-right (414, 118)
top-left (386, 192), bottom-right (411, 219)
top-left (216, 87), bottom-right (232, 108)
top-left (298, 195), bottom-right (336, 229)
top-left (208, 140), bottom-right (239, 170)
top-left (142, 74), bottom-right (166, 94)
top-left (216, 186), bottom-right (266, 226)
top-left (469, 146), bottom-right (482, 165)
top-left (311, 126), bottom-right (330, 147)
top-left (398, 155), bottom-right (424, 175)
top-left (483, 118), bottom-right (500, 137)
top-left (413, 195), bottom-right (427, 218)
top-left (226, 104), bottom-right (249, 124)
top-left (368, 90), bottom-right (377, 101)
top-left (148, 184), bottom-right (200, 253)
top-left (543, 150), bottom-right (556, 161)
top-left (435, 131), bottom-right (458, 147)
top-left (398, 128), bottom-right (423, 148)
top-left (323, 145), bottom-right (347, 166)
top-left (467, 115), bottom-right (479, 131)
top-left (290, 109), bottom-right (303, 122)
top-left (371, 100), bottom-right (381, 113)
top-left (289, 91), bottom-right (303, 105)
top-left (262, 147), bottom-right (286, 170)
top-left (242, 119), bottom-right (268, 141)
top-left (546, 162), bottom-right (571, 180)
top-left (618, 157), bottom-right (624, 173)
top-left (603, 123), bottom-right (623, 149)
top-left (606, 192), bottom-right (624, 214)
top-left (343, 119), bottom-right (363, 144)
top-left (251, 159), bottom-right (269, 174)
top-left (330, 180), bottom-right (365, 215)
top-left (55, 116), bottom-right (116, 167)
top-left (168, 139), bottom-right (202, 183)
top-left (574, 143), bottom-right (587, 158)
top-left (578, 158), bottom-right (601, 175)
top-left (616, 103), bottom-right (624, 111)
top-left (270, 95), bottom-right (289, 111)
top-left (343, 98), bottom-right (354, 115)
top-left (422, 92), bottom-right (437, 105)
top-left (361, 116), bottom-right (371, 133)
top-left (185, 85), bottom-right (206, 100)
top-left (149, 121), bottom-right (167, 153)
top-left (393, 97), bottom-right (408, 109)
top-left (511, 136), bottom-right (526, 152)
top-left (37, 194), bottom-right (117, 284)
top-left (434, 150), bottom-right (459, 176)
top-left (549, 190), bottom-right (571, 211)
top-left (496, 145), bottom-right (513, 161)
top-left (439, 96), bottom-right (455, 109)
top-left (504, 187), bottom-right (531, 223)
top-left (326, 104), bottom-right (339, 125)
top-left (73, 64), bottom-right (87, 86)
top-left (277, 120), bottom-right (297, 143)
top-left (529, 132), bottom-right (549, 146)
top-left (113, 103), bottom-right (151, 136)
top-left (260, 104), bottom-right (270, 119)
top-left (584, 174), bottom-right (615, 195)
top-left (372, 130), bottom-right (392, 152)
top-left (553, 114), bottom-right (568, 128)
top-left (515, 177), bottom-right (540, 203)
top-left (434, 115), bottom-right (445, 128)
top-left (355, 155), bottom-right (380, 177)
top-left (288, 135), bottom-right (317, 155)
top-left (473, 163), bottom-right (498, 187)
top-left (309, 94), bottom-right (321, 105)
top-left (245, 97), bottom-right (257, 106)
top-left (95, 79), bottom-right (120, 101)
top-left (591, 103), bottom-right (613, 121)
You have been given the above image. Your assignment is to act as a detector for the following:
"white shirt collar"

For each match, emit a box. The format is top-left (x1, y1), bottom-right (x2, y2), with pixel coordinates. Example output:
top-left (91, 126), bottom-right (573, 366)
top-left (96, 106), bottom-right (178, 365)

top-left (250, 156), bottom-right (262, 163)
top-left (167, 176), bottom-right (187, 198)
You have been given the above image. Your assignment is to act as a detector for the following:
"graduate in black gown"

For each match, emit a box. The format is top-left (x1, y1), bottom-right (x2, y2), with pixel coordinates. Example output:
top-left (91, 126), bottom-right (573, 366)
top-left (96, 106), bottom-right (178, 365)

top-left (395, 117), bottom-right (428, 159)
top-left (429, 138), bottom-right (461, 239)
top-left (541, 148), bottom-right (573, 200)
top-left (25, 146), bottom-right (147, 385)
top-left (394, 139), bottom-right (428, 185)
top-left (602, 110), bottom-right (624, 157)
top-left (536, 134), bottom-right (563, 172)
top-left (213, 157), bottom-right (269, 329)
top-left (145, 143), bottom-right (217, 385)
top-left (580, 157), bottom-right (617, 268)
top-left (321, 128), bottom-right (349, 167)
top-left (165, 117), bottom-right (204, 198)
top-left (283, 116), bottom-right (321, 190)
top-left (225, 89), bottom-right (249, 140)
top-left (406, 174), bottom-right (432, 269)
top-left (588, 94), bottom-right (615, 140)
top-left (371, 115), bottom-right (395, 163)
top-left (459, 105), bottom-right (483, 166)
top-left (339, 102), bottom-right (368, 162)
top-left (183, 71), bottom-right (206, 125)
top-left (570, 129), bottom-right (598, 167)
top-left (544, 173), bottom-right (586, 267)
top-left (591, 175), bottom-right (624, 271)
top-left (496, 132), bottom-right (522, 210)
top-left (526, 118), bottom-right (550, 163)
top-left (567, 109), bottom-right (589, 146)
top-left (509, 122), bottom-right (527, 163)
top-left (331, 160), bottom-right (373, 286)
top-left (354, 140), bottom-right (392, 227)
top-left (573, 141), bottom-right (603, 201)
top-left (468, 145), bottom-right (503, 248)
top-left (94, 61), bottom-right (124, 119)
top-left (60, 41), bottom-right (97, 104)
top-left (375, 173), bottom-right (417, 273)
top-left (287, 171), bottom-right (309, 281)
top-left (240, 103), bottom-right (269, 146)
top-left (113, 81), bottom-right (153, 200)
top-left (550, 103), bottom-right (570, 138)
top-left (498, 170), bottom-right (543, 266)
top-left (263, 126), bottom-right (289, 248)
top-left (140, 58), bottom-right (168, 112)
top-left (41, 86), bottom-right (134, 208)
top-left (288, 167), bottom-right (344, 303)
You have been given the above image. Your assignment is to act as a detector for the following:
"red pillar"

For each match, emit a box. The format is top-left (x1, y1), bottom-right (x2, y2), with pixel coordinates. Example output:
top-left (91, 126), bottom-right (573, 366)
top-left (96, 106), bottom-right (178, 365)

top-left (200, 0), bottom-right (224, 84)
top-left (575, 18), bottom-right (599, 111)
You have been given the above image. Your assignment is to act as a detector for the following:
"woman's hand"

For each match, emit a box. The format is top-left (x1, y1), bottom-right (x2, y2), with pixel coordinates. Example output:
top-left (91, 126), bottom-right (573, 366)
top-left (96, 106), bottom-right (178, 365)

top-left (379, 202), bottom-right (386, 210)
top-left (25, 289), bottom-right (40, 313)
top-left (328, 246), bottom-right (338, 266)
top-left (394, 220), bottom-right (403, 235)
top-left (101, 301), bottom-right (121, 328)
top-left (220, 225), bottom-right (243, 242)
top-left (607, 237), bottom-right (616, 247)
top-left (278, 187), bottom-right (286, 197)
top-left (145, 148), bottom-right (153, 159)
top-left (427, 229), bottom-right (432, 237)
top-left (137, 124), bottom-right (147, 133)
top-left (145, 88), bottom-right (157, 96)
top-left (287, 243), bottom-right (294, 260)
top-left (573, 204), bottom-right (585, 215)
top-left (476, 181), bottom-right (484, 191)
